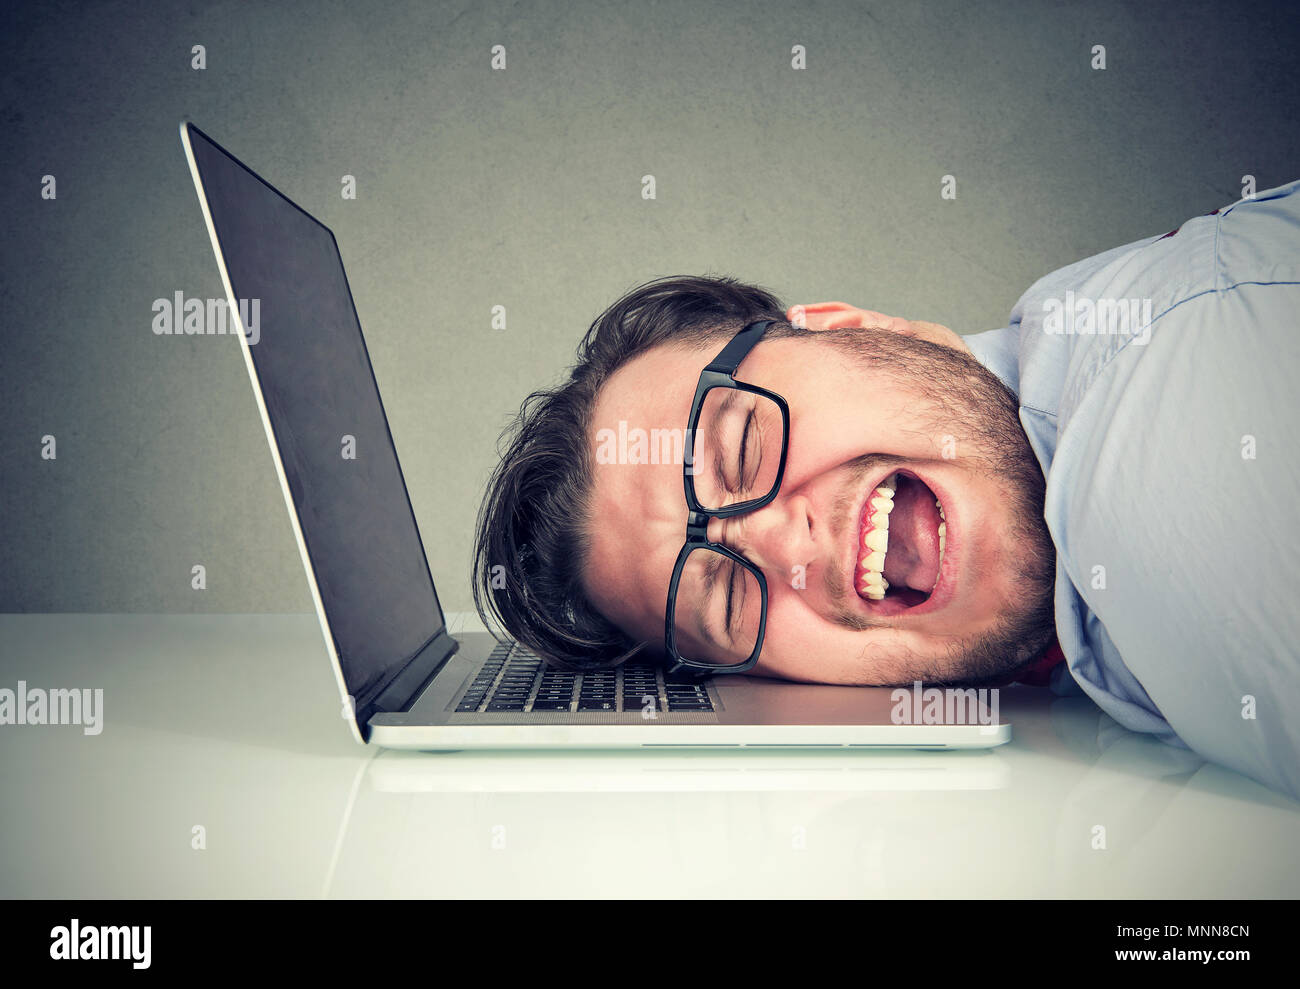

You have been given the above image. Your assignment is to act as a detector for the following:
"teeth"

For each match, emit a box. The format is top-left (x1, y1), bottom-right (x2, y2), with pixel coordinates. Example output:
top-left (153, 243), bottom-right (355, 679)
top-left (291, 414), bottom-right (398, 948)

top-left (856, 473), bottom-right (897, 600)
top-left (933, 515), bottom-right (947, 592)
top-left (859, 573), bottom-right (889, 601)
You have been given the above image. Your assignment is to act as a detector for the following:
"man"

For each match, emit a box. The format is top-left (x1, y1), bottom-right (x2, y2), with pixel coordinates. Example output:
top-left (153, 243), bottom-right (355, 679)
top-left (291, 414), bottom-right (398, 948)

top-left (474, 180), bottom-right (1300, 798)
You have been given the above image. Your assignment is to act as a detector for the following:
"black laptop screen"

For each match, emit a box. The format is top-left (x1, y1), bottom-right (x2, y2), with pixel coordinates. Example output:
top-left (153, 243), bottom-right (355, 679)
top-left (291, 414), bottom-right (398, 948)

top-left (185, 125), bottom-right (444, 704)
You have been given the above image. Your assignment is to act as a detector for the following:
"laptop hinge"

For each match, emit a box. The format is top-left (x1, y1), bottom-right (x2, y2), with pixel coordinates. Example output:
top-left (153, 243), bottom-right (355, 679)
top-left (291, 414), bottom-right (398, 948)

top-left (364, 628), bottom-right (459, 719)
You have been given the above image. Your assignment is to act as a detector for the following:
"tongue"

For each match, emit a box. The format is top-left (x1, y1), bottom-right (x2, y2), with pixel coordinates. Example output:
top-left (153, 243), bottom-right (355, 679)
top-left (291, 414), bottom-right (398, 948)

top-left (882, 475), bottom-right (942, 593)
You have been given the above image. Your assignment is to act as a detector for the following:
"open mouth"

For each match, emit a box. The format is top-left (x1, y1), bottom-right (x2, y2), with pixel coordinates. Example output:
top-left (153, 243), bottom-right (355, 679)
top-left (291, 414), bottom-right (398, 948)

top-left (853, 471), bottom-right (947, 609)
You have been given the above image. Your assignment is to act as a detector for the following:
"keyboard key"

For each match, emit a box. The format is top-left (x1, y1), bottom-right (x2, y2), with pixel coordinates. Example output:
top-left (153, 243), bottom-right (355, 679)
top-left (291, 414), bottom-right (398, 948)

top-left (529, 701), bottom-right (572, 712)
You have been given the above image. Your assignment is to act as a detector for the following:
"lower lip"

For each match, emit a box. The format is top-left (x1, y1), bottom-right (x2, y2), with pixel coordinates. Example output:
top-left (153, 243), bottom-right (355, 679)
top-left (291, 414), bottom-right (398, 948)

top-left (853, 469), bottom-right (956, 616)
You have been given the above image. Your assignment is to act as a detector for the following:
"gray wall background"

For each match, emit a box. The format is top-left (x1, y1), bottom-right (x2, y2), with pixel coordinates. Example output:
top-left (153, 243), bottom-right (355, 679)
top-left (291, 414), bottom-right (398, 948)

top-left (2, 0), bottom-right (1297, 614)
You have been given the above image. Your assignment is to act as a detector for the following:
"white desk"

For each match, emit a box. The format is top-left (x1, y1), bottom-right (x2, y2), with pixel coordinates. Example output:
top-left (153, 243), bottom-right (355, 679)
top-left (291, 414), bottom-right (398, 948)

top-left (2, 615), bottom-right (1297, 897)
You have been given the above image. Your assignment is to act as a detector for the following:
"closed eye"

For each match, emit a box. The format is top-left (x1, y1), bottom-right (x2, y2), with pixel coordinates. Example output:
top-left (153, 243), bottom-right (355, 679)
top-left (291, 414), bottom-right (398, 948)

top-left (698, 553), bottom-right (742, 645)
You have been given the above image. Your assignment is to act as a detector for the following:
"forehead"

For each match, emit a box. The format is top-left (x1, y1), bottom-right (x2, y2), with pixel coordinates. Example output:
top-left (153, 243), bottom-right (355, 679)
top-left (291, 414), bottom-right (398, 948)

top-left (592, 339), bottom-right (707, 421)
top-left (583, 339), bottom-right (718, 639)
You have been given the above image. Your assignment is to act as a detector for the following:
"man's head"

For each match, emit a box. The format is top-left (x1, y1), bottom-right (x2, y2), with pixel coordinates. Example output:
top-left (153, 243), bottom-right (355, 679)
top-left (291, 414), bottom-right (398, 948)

top-left (474, 276), bottom-right (1056, 686)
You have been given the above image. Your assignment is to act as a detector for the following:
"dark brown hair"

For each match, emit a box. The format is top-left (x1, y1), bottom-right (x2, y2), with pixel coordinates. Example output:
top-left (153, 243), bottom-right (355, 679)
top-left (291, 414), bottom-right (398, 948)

top-left (472, 275), bottom-right (789, 670)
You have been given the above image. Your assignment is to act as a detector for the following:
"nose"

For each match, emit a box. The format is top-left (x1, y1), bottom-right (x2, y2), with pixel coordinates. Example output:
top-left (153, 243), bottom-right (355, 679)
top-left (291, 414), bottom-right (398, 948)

top-left (706, 494), bottom-right (816, 581)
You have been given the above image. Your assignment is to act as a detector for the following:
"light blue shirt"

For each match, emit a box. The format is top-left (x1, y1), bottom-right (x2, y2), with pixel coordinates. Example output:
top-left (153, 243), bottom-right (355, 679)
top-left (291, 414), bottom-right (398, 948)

top-left (965, 180), bottom-right (1300, 799)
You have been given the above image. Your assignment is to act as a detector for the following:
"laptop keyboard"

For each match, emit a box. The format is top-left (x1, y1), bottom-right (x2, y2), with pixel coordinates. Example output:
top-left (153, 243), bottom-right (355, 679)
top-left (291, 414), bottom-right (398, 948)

top-left (455, 641), bottom-right (715, 714)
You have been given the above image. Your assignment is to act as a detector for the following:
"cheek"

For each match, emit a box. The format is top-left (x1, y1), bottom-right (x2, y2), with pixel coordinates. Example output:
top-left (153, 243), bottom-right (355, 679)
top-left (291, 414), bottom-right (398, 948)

top-left (754, 594), bottom-right (851, 679)
top-left (786, 396), bottom-right (939, 479)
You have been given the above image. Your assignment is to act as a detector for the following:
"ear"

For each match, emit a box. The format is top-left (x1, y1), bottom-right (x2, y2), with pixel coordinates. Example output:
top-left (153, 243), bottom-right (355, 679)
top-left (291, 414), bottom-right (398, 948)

top-left (787, 302), bottom-right (914, 335)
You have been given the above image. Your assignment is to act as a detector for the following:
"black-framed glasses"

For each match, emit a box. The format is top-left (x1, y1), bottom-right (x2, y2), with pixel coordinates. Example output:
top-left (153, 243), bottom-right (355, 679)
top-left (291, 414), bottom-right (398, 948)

top-left (664, 319), bottom-right (790, 676)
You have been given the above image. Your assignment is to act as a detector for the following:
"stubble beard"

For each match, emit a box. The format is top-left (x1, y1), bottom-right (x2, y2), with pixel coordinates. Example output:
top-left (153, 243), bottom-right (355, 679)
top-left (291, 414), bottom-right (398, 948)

top-left (815, 328), bottom-right (1059, 685)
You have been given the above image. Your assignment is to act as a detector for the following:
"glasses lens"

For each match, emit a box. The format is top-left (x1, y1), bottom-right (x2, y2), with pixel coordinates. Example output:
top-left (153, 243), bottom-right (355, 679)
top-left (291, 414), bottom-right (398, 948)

top-left (670, 548), bottom-right (762, 668)
top-left (688, 388), bottom-right (784, 511)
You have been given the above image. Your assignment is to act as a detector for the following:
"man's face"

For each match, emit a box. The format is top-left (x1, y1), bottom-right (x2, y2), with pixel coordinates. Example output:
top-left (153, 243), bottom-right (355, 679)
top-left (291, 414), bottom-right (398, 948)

top-left (582, 322), bottom-right (1056, 685)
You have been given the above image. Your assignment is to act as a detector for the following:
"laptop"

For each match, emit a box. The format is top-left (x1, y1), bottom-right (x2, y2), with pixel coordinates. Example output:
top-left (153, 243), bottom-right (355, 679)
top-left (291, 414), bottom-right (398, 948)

top-left (179, 120), bottom-right (1011, 751)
